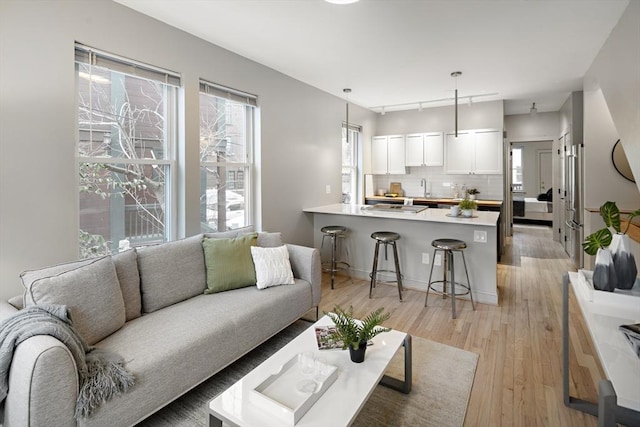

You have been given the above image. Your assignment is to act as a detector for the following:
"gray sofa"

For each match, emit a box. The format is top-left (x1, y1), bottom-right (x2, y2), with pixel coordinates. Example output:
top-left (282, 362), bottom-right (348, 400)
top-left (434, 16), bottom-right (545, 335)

top-left (0, 231), bottom-right (321, 426)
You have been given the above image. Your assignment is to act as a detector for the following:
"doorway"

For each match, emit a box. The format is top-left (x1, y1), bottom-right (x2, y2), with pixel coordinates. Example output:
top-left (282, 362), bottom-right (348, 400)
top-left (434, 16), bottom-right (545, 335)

top-left (506, 140), bottom-right (554, 237)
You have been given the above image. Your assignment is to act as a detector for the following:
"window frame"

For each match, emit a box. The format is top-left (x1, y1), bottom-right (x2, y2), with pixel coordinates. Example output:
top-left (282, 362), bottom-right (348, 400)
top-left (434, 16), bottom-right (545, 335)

top-left (342, 123), bottom-right (360, 204)
top-left (199, 80), bottom-right (257, 233)
top-left (75, 44), bottom-right (180, 256)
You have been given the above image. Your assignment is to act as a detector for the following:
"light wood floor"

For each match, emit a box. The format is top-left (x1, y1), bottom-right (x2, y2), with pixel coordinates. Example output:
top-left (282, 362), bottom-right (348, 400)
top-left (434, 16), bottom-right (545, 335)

top-left (318, 224), bottom-right (605, 426)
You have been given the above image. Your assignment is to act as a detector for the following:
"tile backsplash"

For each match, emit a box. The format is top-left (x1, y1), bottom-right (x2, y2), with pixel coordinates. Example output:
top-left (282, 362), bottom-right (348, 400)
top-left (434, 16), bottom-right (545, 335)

top-left (371, 166), bottom-right (504, 200)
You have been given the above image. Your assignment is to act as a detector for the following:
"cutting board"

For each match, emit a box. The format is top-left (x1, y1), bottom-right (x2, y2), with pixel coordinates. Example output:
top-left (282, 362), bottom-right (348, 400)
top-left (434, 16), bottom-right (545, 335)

top-left (389, 182), bottom-right (403, 196)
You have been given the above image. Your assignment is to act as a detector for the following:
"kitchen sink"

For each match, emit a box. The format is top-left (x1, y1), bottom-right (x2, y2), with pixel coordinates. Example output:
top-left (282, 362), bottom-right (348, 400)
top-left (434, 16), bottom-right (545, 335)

top-left (368, 204), bottom-right (427, 213)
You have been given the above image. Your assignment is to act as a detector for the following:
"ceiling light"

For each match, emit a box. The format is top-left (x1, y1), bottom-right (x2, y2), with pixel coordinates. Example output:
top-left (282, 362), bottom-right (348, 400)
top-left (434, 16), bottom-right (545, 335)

top-left (325, 0), bottom-right (359, 4)
top-left (530, 102), bottom-right (537, 116)
top-left (451, 71), bottom-right (462, 137)
top-left (344, 88), bottom-right (351, 144)
top-left (418, 102), bottom-right (423, 112)
top-left (380, 106), bottom-right (385, 115)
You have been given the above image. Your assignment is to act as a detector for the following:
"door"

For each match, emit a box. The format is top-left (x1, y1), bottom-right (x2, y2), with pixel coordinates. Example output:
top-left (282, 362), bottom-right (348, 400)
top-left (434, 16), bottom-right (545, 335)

top-left (387, 135), bottom-right (406, 174)
top-left (424, 132), bottom-right (444, 166)
top-left (560, 131), bottom-right (570, 254)
top-left (444, 131), bottom-right (473, 174)
top-left (538, 150), bottom-right (552, 193)
top-left (371, 136), bottom-right (388, 174)
top-left (474, 130), bottom-right (503, 174)
top-left (405, 134), bottom-right (424, 167)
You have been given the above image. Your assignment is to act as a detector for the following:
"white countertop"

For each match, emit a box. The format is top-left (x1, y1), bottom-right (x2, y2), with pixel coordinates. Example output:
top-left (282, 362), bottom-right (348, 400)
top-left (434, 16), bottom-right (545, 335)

top-left (303, 203), bottom-right (499, 227)
top-left (569, 271), bottom-right (640, 412)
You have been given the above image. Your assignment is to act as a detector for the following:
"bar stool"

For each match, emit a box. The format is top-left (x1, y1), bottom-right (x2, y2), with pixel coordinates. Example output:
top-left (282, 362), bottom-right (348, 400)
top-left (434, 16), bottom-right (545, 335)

top-left (425, 238), bottom-right (475, 319)
top-left (320, 225), bottom-right (352, 289)
top-left (369, 231), bottom-right (403, 301)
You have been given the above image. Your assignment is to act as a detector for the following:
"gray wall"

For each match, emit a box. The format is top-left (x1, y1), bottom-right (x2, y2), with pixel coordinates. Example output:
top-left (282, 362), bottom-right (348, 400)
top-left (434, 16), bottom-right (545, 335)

top-left (583, 0), bottom-right (640, 197)
top-left (0, 0), bottom-right (376, 299)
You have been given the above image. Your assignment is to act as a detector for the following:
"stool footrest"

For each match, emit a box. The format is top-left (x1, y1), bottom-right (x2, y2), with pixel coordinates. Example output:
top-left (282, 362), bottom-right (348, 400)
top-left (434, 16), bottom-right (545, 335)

top-left (427, 280), bottom-right (472, 298)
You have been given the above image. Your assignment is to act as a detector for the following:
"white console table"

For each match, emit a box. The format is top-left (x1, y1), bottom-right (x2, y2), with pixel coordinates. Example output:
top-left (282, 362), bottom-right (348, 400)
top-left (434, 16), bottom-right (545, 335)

top-left (562, 272), bottom-right (640, 426)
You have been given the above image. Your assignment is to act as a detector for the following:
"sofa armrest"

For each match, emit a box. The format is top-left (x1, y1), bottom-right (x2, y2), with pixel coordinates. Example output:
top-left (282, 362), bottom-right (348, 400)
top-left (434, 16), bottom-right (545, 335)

top-left (3, 336), bottom-right (78, 427)
top-left (0, 301), bottom-right (19, 323)
top-left (286, 244), bottom-right (322, 307)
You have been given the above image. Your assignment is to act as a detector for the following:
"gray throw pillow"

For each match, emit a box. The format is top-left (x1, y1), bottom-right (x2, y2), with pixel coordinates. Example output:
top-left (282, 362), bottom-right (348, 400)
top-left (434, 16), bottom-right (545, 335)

top-left (113, 250), bottom-right (142, 321)
top-left (23, 256), bottom-right (126, 345)
top-left (257, 232), bottom-right (283, 248)
top-left (136, 234), bottom-right (206, 313)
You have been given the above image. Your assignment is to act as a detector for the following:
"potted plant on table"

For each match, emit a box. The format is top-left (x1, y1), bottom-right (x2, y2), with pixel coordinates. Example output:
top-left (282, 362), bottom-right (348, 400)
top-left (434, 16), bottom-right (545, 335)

top-left (325, 305), bottom-right (391, 363)
top-left (582, 201), bottom-right (639, 290)
top-left (458, 199), bottom-right (477, 218)
top-left (466, 188), bottom-right (480, 200)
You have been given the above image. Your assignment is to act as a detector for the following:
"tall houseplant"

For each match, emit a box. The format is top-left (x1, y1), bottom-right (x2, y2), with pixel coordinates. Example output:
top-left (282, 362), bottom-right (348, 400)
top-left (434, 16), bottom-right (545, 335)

top-left (583, 201), bottom-right (639, 290)
top-left (325, 305), bottom-right (391, 363)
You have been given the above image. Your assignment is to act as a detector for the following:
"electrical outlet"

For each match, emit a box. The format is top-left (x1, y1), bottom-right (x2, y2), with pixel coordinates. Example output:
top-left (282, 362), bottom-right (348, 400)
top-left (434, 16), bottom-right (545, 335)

top-left (325, 185), bottom-right (331, 194)
top-left (434, 253), bottom-right (442, 266)
top-left (474, 230), bottom-right (487, 243)
top-left (422, 253), bottom-right (430, 264)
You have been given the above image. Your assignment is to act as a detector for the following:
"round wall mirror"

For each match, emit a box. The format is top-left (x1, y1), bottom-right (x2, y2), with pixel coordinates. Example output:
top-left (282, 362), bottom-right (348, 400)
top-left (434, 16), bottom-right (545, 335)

top-left (611, 139), bottom-right (635, 183)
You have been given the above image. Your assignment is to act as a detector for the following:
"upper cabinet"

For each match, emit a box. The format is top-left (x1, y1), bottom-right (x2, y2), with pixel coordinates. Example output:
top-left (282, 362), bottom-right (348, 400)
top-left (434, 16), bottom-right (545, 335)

top-left (444, 129), bottom-right (503, 175)
top-left (371, 135), bottom-right (406, 174)
top-left (405, 132), bottom-right (444, 167)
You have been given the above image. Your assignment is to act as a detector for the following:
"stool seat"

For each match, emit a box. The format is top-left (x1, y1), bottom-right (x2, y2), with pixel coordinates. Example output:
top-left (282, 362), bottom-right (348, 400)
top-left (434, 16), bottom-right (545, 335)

top-left (431, 238), bottom-right (467, 251)
top-left (321, 225), bottom-right (348, 235)
top-left (371, 231), bottom-right (401, 242)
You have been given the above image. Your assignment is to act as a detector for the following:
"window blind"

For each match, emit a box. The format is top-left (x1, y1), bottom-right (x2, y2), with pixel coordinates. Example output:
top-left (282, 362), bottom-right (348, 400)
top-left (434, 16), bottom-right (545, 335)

top-left (199, 80), bottom-right (257, 107)
top-left (75, 43), bottom-right (181, 87)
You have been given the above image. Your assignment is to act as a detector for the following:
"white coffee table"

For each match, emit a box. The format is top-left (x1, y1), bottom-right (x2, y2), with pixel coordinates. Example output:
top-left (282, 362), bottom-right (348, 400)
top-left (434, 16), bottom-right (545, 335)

top-left (208, 315), bottom-right (412, 426)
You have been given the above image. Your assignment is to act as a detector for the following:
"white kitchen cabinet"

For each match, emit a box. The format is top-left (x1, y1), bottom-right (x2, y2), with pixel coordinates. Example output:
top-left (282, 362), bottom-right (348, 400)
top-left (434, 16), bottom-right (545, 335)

top-left (405, 132), bottom-right (444, 167)
top-left (371, 135), bottom-right (406, 174)
top-left (445, 129), bottom-right (502, 175)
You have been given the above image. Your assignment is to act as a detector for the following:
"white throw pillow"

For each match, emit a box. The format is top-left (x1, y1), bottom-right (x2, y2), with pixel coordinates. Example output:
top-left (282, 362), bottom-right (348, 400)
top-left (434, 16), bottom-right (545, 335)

top-left (250, 245), bottom-right (295, 290)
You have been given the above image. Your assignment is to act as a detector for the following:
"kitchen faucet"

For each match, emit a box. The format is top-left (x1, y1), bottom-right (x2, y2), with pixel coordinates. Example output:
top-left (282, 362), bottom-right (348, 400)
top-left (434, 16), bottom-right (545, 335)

top-left (420, 178), bottom-right (430, 198)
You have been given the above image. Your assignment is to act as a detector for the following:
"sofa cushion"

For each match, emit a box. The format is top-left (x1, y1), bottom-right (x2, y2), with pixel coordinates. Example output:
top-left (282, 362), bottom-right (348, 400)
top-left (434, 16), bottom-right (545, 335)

top-left (257, 232), bottom-right (283, 248)
top-left (136, 234), bottom-right (206, 314)
top-left (90, 282), bottom-right (313, 426)
top-left (203, 225), bottom-right (255, 240)
top-left (22, 256), bottom-right (126, 345)
top-left (203, 233), bottom-right (257, 294)
top-left (250, 245), bottom-right (295, 289)
top-left (112, 250), bottom-right (142, 321)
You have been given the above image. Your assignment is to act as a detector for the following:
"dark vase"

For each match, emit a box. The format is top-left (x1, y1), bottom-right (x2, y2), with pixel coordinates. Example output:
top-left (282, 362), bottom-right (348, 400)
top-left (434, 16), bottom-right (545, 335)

top-left (610, 234), bottom-right (638, 290)
top-left (348, 341), bottom-right (367, 363)
top-left (593, 248), bottom-right (617, 292)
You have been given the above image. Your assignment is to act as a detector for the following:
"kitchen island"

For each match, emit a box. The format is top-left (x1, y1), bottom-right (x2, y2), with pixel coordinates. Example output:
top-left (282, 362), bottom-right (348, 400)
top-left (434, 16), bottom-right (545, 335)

top-left (304, 203), bottom-right (499, 305)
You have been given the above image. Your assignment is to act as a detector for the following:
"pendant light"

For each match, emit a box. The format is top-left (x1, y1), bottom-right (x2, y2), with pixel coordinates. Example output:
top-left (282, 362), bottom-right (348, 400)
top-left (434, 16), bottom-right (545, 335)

top-left (530, 102), bottom-right (537, 116)
top-left (451, 71), bottom-right (462, 137)
top-left (344, 88), bottom-right (351, 144)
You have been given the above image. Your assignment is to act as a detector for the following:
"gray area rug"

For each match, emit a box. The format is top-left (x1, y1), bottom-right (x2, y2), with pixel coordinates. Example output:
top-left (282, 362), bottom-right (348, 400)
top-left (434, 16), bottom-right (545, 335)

top-left (137, 320), bottom-right (478, 427)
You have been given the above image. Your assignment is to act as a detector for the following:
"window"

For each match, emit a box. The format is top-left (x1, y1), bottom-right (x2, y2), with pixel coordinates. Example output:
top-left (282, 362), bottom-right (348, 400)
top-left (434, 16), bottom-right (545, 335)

top-left (511, 146), bottom-right (523, 192)
top-left (342, 125), bottom-right (360, 203)
top-left (76, 44), bottom-right (180, 258)
top-left (199, 81), bottom-right (256, 232)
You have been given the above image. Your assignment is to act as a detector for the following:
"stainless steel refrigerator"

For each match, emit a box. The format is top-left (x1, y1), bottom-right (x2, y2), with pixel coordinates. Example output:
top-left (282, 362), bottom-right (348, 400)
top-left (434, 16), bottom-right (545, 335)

top-left (564, 143), bottom-right (584, 268)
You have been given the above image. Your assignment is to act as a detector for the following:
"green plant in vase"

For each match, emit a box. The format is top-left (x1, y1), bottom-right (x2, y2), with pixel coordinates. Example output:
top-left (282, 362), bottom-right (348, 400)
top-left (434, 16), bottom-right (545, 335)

top-left (458, 199), bottom-right (477, 217)
top-left (466, 188), bottom-right (480, 200)
top-left (325, 305), bottom-right (391, 363)
top-left (582, 201), bottom-right (640, 290)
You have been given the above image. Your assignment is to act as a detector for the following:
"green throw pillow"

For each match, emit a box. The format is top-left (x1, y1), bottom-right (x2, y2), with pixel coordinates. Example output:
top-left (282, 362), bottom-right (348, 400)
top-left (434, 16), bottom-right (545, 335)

top-left (203, 233), bottom-right (258, 294)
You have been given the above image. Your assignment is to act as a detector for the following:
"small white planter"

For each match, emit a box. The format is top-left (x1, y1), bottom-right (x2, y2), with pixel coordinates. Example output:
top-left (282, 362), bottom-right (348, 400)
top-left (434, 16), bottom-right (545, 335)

top-left (592, 248), bottom-right (617, 292)
top-left (609, 233), bottom-right (638, 290)
top-left (461, 209), bottom-right (474, 218)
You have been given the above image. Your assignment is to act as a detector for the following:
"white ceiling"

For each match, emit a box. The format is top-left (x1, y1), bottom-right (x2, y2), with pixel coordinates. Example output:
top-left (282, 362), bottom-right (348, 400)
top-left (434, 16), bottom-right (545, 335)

top-left (114, 0), bottom-right (629, 115)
